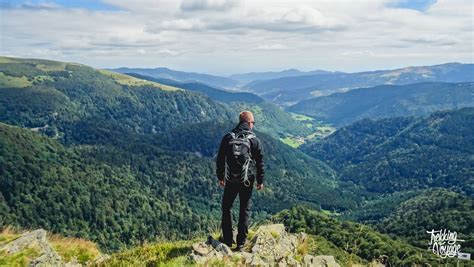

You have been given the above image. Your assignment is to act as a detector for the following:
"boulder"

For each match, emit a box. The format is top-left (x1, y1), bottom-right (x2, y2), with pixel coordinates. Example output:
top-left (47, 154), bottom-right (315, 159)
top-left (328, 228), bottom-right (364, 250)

top-left (188, 224), bottom-right (341, 266)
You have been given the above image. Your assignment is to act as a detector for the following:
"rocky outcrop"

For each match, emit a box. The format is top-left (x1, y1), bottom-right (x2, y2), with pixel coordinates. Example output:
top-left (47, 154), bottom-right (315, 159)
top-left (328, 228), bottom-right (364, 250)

top-left (189, 224), bottom-right (340, 266)
top-left (1, 229), bottom-right (62, 266)
top-left (0, 229), bottom-right (106, 267)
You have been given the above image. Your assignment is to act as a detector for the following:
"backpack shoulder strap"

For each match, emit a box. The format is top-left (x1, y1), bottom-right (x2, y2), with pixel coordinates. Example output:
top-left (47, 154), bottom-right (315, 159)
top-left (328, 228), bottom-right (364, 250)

top-left (235, 130), bottom-right (256, 139)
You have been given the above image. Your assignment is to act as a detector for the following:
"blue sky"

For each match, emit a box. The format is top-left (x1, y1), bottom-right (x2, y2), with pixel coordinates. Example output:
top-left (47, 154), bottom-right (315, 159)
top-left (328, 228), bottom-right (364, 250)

top-left (390, 0), bottom-right (438, 11)
top-left (0, 0), bottom-right (471, 74)
top-left (1, 0), bottom-right (119, 10)
top-left (3, 0), bottom-right (440, 12)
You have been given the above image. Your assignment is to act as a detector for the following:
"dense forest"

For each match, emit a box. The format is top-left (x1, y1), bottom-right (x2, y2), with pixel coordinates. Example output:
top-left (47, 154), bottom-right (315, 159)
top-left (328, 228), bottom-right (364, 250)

top-left (273, 205), bottom-right (460, 266)
top-left (0, 57), bottom-right (357, 250)
top-left (0, 57), bottom-right (472, 260)
top-left (300, 108), bottom-right (474, 196)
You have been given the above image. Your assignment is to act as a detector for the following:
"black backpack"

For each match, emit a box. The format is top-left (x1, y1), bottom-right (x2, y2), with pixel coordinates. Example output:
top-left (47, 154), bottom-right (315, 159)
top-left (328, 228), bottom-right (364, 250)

top-left (225, 130), bottom-right (256, 186)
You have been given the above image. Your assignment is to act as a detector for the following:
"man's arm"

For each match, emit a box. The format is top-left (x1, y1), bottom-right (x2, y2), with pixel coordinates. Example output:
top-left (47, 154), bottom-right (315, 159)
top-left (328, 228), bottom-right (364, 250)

top-left (216, 134), bottom-right (228, 181)
top-left (252, 137), bottom-right (265, 185)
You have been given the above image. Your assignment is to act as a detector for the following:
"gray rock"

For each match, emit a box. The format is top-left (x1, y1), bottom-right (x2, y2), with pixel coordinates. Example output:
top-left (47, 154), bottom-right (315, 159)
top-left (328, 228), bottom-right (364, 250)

top-left (303, 255), bottom-right (340, 267)
top-left (2, 229), bottom-right (62, 266)
top-left (192, 241), bottom-right (210, 256)
top-left (188, 224), bottom-right (341, 266)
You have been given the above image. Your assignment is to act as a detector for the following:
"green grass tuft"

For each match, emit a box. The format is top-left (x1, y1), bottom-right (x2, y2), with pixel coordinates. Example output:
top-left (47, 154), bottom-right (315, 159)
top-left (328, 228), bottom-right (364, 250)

top-left (0, 72), bottom-right (32, 88)
top-left (99, 69), bottom-right (181, 91)
top-left (101, 240), bottom-right (194, 266)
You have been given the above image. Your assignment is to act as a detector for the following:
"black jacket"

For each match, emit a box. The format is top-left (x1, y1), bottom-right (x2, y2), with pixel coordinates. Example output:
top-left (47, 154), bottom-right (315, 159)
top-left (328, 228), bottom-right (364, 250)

top-left (216, 121), bottom-right (265, 185)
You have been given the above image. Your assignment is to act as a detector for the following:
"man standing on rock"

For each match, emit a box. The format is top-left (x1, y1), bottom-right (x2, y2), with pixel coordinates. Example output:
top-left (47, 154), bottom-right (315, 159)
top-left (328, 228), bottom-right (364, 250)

top-left (216, 111), bottom-right (265, 251)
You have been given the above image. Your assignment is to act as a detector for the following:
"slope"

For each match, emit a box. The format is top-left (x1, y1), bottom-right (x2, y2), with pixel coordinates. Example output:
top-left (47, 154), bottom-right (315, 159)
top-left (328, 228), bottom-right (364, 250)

top-left (300, 107), bottom-right (474, 196)
top-left (124, 72), bottom-right (264, 104)
top-left (287, 82), bottom-right (474, 126)
top-left (246, 63), bottom-right (474, 105)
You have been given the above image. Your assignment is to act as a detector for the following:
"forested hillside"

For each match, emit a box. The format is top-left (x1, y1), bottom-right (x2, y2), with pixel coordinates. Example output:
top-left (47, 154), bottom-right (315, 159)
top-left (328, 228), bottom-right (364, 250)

top-left (274, 205), bottom-right (459, 266)
top-left (287, 82), bottom-right (474, 126)
top-left (111, 66), bottom-right (239, 89)
top-left (125, 73), bottom-right (264, 104)
top-left (376, 189), bottom-right (473, 253)
top-left (300, 108), bottom-right (474, 196)
top-left (0, 57), bottom-right (358, 250)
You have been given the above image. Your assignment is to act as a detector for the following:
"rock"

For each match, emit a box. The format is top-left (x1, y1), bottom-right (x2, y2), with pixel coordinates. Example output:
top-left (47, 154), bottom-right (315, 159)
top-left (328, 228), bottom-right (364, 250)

top-left (188, 224), bottom-right (341, 266)
top-left (0, 229), bottom-right (105, 267)
top-left (303, 255), bottom-right (340, 267)
top-left (2, 229), bottom-right (62, 266)
top-left (207, 236), bottom-right (233, 256)
top-left (192, 242), bottom-right (211, 256)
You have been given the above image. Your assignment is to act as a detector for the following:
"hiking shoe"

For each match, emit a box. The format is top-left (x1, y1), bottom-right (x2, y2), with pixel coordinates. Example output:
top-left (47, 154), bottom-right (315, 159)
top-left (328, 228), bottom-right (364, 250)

top-left (218, 236), bottom-right (235, 246)
top-left (233, 244), bottom-right (244, 252)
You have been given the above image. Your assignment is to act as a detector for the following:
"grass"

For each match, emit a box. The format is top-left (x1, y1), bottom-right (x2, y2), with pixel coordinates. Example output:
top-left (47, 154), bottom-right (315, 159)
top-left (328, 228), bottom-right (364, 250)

top-left (0, 247), bottom-right (41, 266)
top-left (308, 235), bottom-right (364, 266)
top-left (0, 227), bottom-right (102, 265)
top-left (280, 136), bottom-right (304, 148)
top-left (35, 62), bottom-right (67, 72)
top-left (290, 113), bottom-right (314, 122)
top-left (0, 57), bottom-right (15, 64)
top-left (306, 126), bottom-right (336, 140)
top-left (0, 72), bottom-right (32, 88)
top-left (49, 233), bottom-right (101, 265)
top-left (0, 228), bottom-right (39, 266)
top-left (0, 227), bottom-right (22, 246)
top-left (295, 235), bottom-right (309, 262)
top-left (270, 230), bottom-right (280, 239)
top-left (99, 69), bottom-right (181, 91)
top-left (101, 240), bottom-right (195, 266)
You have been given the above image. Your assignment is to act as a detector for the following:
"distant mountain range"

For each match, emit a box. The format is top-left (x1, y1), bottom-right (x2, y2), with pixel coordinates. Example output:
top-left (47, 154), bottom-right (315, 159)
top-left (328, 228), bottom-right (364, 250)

top-left (287, 82), bottom-right (474, 126)
top-left (111, 66), bottom-right (240, 90)
top-left (112, 63), bottom-right (473, 107)
top-left (1, 56), bottom-right (472, 259)
top-left (229, 69), bottom-right (336, 84)
top-left (125, 73), bottom-right (264, 104)
top-left (245, 63), bottom-right (474, 105)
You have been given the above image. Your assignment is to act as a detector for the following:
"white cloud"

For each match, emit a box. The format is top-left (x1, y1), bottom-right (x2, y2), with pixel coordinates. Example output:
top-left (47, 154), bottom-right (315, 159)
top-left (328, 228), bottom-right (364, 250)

top-left (0, 0), bottom-right (472, 74)
top-left (255, 44), bottom-right (288, 50)
top-left (180, 0), bottom-right (239, 11)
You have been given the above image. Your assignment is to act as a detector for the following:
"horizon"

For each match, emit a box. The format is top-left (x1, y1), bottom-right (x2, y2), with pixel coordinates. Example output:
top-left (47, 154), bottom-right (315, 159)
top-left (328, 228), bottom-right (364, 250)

top-left (1, 0), bottom-right (473, 75)
top-left (1, 55), bottom-right (471, 77)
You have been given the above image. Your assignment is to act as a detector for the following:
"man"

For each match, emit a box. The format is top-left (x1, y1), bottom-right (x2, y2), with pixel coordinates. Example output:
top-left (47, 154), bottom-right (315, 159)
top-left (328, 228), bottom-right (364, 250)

top-left (216, 111), bottom-right (265, 251)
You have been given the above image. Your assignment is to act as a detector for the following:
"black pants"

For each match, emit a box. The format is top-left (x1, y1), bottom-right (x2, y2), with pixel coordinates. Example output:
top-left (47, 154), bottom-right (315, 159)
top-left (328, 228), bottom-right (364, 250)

top-left (221, 178), bottom-right (254, 247)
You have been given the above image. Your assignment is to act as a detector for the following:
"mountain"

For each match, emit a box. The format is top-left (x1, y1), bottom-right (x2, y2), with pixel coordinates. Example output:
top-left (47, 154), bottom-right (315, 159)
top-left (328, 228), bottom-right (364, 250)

top-left (110, 66), bottom-right (239, 89)
top-left (228, 102), bottom-right (314, 139)
top-left (274, 205), bottom-right (450, 266)
top-left (0, 57), bottom-right (234, 135)
top-left (124, 73), bottom-right (264, 104)
top-left (287, 82), bottom-right (474, 127)
top-left (0, 56), bottom-right (360, 250)
top-left (245, 63), bottom-right (474, 105)
top-left (300, 107), bottom-right (474, 196)
top-left (229, 69), bottom-right (335, 84)
top-left (376, 189), bottom-right (473, 253)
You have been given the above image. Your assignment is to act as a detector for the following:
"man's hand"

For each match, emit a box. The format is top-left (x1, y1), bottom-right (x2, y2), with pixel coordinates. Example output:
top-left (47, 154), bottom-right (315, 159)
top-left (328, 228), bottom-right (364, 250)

top-left (256, 183), bottom-right (264, 190)
top-left (219, 179), bottom-right (226, 188)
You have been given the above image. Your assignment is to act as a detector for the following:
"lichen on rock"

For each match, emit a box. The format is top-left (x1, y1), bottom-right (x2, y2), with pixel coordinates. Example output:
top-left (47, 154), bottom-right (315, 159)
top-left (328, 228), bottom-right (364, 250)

top-left (188, 224), bottom-right (341, 266)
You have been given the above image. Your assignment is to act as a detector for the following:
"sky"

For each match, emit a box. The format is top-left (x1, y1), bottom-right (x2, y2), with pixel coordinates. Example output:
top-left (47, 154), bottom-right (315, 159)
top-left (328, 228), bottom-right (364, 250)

top-left (0, 0), bottom-right (472, 75)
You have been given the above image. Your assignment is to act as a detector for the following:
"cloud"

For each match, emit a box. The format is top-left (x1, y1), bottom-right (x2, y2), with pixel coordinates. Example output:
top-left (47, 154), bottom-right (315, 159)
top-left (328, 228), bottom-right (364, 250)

top-left (180, 0), bottom-right (239, 11)
top-left (255, 44), bottom-right (288, 50)
top-left (0, 0), bottom-right (472, 74)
